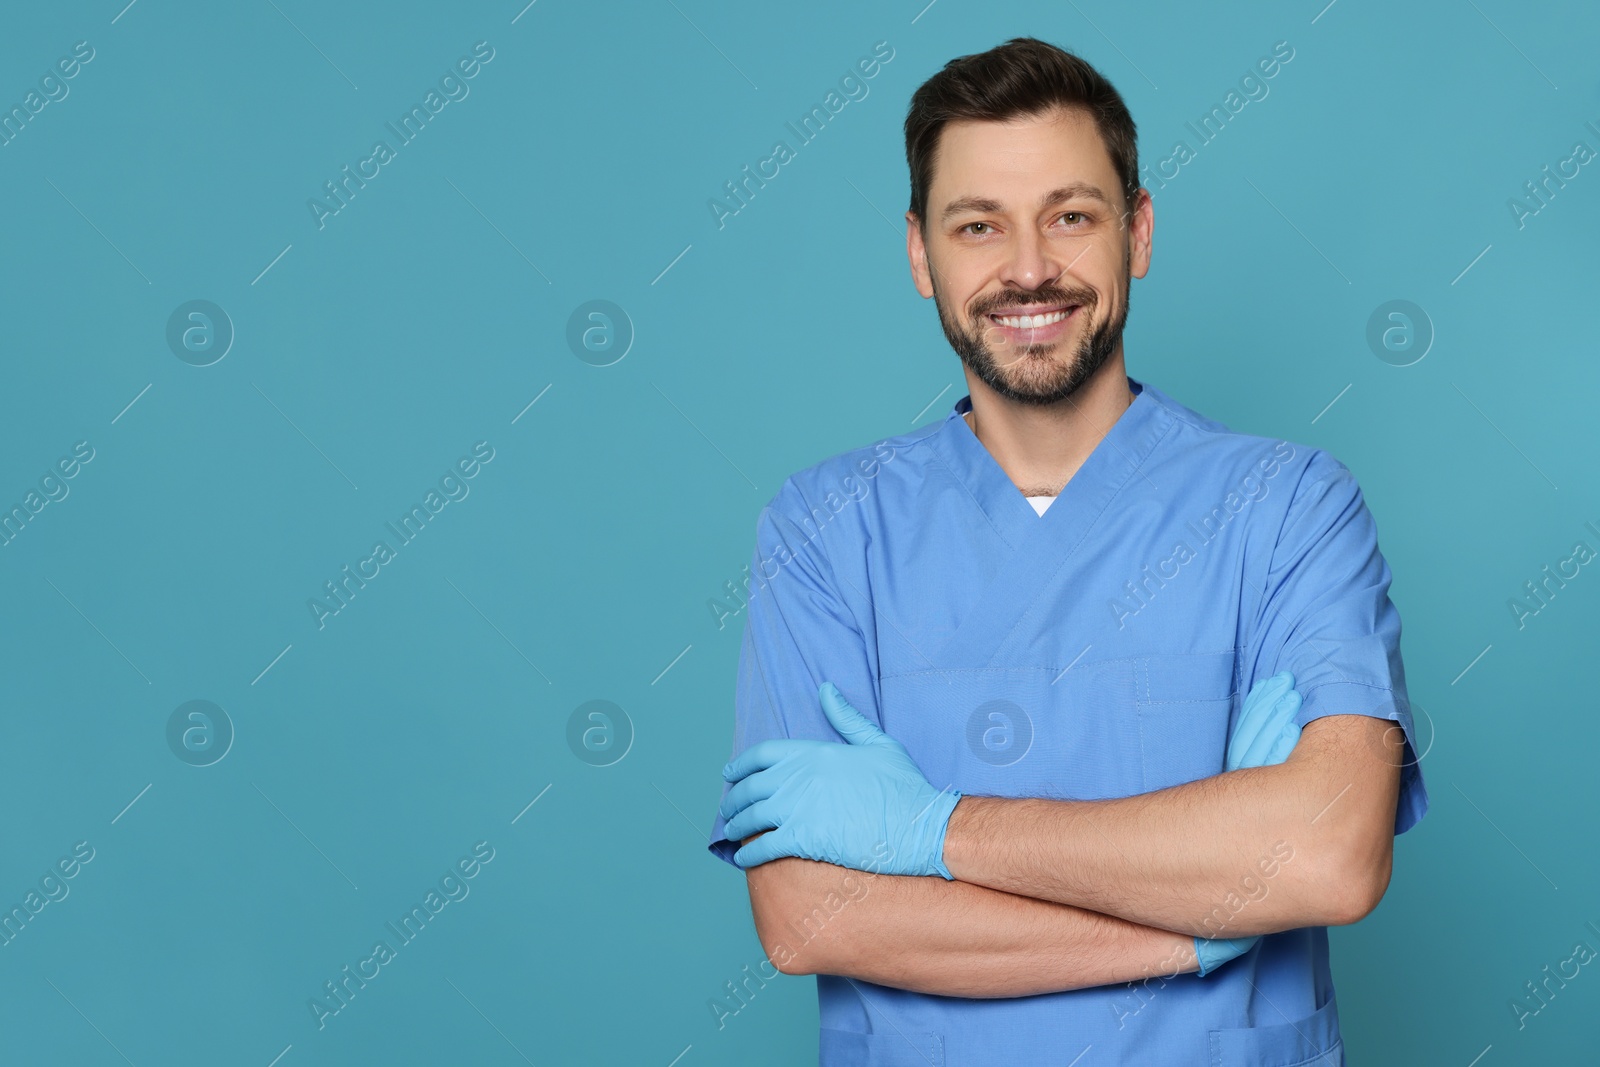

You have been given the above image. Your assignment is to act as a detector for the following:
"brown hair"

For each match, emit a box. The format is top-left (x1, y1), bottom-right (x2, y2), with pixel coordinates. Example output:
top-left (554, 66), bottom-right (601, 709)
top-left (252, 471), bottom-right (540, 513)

top-left (903, 37), bottom-right (1140, 229)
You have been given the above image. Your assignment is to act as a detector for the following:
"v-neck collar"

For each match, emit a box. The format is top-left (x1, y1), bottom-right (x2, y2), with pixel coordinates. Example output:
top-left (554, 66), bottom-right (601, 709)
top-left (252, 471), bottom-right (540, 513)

top-left (930, 375), bottom-right (1168, 548)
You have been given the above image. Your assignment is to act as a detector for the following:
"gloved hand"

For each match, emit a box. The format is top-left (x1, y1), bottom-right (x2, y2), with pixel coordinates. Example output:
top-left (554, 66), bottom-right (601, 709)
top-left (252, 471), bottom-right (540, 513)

top-left (720, 681), bottom-right (960, 877)
top-left (1225, 670), bottom-right (1304, 773)
top-left (1194, 670), bottom-right (1303, 977)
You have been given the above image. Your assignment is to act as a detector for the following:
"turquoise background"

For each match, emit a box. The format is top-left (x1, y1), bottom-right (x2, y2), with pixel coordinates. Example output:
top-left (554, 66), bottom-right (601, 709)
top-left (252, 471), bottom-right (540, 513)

top-left (1, 0), bottom-right (1596, 1063)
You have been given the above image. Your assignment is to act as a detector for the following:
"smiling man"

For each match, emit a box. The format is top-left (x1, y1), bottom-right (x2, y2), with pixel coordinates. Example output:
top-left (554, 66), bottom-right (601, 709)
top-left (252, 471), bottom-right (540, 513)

top-left (707, 37), bottom-right (1428, 1066)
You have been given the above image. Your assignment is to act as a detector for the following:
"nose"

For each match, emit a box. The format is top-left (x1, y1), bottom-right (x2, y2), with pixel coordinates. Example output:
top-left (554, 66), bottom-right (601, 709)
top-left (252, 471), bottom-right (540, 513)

top-left (997, 225), bottom-right (1063, 294)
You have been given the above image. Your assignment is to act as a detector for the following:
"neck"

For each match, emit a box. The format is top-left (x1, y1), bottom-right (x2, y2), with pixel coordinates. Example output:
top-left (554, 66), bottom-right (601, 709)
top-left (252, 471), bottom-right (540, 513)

top-left (962, 356), bottom-right (1135, 497)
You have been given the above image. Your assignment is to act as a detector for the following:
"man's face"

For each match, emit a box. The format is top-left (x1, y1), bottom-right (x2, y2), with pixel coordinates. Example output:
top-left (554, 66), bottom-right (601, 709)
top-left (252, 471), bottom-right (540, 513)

top-left (906, 106), bottom-right (1153, 406)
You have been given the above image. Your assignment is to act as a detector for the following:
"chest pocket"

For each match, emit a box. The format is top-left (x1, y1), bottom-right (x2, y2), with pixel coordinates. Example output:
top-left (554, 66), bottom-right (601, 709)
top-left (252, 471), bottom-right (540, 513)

top-left (879, 657), bottom-right (1146, 803)
top-left (1136, 649), bottom-right (1237, 792)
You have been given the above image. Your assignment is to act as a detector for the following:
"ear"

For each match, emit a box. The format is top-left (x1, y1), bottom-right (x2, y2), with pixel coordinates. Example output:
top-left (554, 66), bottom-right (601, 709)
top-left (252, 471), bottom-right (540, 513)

top-left (1126, 187), bottom-right (1155, 281)
top-left (906, 212), bottom-right (935, 299)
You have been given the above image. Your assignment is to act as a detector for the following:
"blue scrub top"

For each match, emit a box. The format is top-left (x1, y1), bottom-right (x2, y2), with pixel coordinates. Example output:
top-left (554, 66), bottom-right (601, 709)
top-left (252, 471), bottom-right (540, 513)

top-left (708, 376), bottom-right (1429, 1066)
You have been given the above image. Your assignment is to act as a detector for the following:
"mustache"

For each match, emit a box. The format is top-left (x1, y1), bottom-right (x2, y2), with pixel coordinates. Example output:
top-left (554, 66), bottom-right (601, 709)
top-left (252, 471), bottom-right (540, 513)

top-left (973, 290), bottom-right (1094, 317)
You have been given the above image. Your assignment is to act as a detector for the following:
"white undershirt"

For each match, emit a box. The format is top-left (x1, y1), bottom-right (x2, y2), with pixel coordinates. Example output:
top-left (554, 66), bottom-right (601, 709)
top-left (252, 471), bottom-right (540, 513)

top-left (1026, 495), bottom-right (1057, 516)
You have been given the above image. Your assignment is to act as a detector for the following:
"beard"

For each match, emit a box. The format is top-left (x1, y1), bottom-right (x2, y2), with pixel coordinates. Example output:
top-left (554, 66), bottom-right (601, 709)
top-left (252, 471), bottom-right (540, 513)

top-left (933, 260), bottom-right (1131, 407)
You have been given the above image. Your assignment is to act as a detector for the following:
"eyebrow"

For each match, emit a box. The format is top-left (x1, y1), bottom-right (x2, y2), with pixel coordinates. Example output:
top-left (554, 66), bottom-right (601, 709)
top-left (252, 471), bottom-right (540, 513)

top-left (939, 182), bottom-right (1115, 224)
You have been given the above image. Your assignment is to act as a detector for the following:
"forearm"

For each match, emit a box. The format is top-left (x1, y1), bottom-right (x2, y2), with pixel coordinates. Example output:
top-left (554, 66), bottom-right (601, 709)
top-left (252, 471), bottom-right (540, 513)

top-left (941, 754), bottom-right (1373, 936)
top-left (746, 854), bottom-right (1199, 998)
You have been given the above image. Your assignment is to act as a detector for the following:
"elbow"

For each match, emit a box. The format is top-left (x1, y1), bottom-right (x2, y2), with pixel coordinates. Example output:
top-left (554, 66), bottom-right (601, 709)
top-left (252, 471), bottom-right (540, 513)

top-left (753, 910), bottom-right (817, 976)
top-left (742, 833), bottom-right (880, 978)
top-left (763, 935), bottom-right (815, 976)
top-left (1315, 834), bottom-right (1394, 927)
top-left (747, 862), bottom-right (829, 976)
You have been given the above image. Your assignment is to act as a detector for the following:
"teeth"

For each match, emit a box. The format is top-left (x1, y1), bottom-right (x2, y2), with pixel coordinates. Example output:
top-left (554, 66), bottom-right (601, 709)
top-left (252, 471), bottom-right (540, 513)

top-left (995, 309), bottom-right (1070, 328)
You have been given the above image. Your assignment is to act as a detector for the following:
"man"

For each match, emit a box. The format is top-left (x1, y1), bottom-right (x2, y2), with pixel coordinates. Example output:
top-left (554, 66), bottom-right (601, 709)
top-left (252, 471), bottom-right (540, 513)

top-left (707, 37), bottom-right (1427, 1065)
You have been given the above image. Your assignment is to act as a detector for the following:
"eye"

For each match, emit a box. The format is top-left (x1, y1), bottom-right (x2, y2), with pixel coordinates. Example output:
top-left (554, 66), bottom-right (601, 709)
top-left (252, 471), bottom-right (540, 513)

top-left (1056, 211), bottom-right (1088, 227)
top-left (959, 221), bottom-right (993, 236)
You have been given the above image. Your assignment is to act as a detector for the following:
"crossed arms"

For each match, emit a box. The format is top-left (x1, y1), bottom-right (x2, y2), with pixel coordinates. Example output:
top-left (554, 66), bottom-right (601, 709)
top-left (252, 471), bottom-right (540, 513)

top-left (729, 456), bottom-right (1411, 997)
top-left (744, 712), bottom-right (1403, 998)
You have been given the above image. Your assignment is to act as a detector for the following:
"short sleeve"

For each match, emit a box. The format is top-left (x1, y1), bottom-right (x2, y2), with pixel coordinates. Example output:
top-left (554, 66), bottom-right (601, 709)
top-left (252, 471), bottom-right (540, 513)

top-left (1244, 450), bottom-right (1429, 835)
top-left (707, 479), bottom-right (884, 867)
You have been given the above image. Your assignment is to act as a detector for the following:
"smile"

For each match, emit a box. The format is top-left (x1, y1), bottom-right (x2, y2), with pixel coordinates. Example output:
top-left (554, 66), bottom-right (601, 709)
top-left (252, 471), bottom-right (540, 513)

top-left (990, 307), bottom-right (1075, 328)
top-left (986, 304), bottom-right (1080, 343)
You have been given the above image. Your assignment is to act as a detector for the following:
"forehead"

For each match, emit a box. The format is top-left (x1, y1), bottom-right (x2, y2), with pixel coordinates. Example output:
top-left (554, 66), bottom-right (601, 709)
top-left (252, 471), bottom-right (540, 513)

top-left (929, 106), bottom-right (1119, 213)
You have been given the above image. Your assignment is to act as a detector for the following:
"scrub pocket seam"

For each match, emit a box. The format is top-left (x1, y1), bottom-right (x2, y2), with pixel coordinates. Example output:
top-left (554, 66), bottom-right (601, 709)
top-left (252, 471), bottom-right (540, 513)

top-left (1135, 649), bottom-right (1238, 792)
top-left (1135, 647), bottom-right (1240, 704)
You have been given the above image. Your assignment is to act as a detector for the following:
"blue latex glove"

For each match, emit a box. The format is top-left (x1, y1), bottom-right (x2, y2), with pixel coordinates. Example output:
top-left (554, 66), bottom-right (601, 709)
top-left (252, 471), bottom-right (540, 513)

top-left (1194, 670), bottom-right (1304, 977)
top-left (1224, 670), bottom-right (1304, 773)
top-left (720, 681), bottom-right (961, 877)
